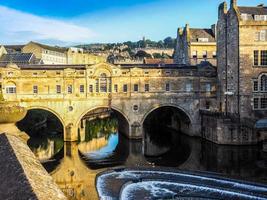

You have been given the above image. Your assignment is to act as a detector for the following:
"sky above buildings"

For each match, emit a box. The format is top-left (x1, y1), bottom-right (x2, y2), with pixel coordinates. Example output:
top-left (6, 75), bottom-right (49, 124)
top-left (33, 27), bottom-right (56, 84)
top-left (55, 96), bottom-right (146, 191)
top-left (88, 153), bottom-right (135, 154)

top-left (0, 0), bottom-right (264, 45)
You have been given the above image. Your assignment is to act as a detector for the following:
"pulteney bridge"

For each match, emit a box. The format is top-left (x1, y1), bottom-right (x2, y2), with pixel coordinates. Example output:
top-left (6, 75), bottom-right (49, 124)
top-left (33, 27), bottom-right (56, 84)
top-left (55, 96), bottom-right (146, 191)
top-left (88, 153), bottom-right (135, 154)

top-left (0, 62), bottom-right (216, 141)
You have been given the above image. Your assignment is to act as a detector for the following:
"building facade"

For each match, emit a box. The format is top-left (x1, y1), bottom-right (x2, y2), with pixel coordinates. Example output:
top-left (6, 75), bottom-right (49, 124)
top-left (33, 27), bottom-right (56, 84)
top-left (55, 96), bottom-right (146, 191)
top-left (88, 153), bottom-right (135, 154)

top-left (174, 24), bottom-right (217, 66)
top-left (0, 62), bottom-right (217, 141)
top-left (67, 47), bottom-right (106, 65)
top-left (22, 42), bottom-right (67, 65)
top-left (217, 0), bottom-right (267, 119)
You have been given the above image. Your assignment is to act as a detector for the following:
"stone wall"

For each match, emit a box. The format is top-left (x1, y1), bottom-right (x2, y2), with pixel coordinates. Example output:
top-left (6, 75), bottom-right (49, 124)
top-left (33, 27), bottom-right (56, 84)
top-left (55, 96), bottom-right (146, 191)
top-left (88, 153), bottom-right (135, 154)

top-left (0, 133), bottom-right (66, 200)
top-left (200, 110), bottom-right (259, 145)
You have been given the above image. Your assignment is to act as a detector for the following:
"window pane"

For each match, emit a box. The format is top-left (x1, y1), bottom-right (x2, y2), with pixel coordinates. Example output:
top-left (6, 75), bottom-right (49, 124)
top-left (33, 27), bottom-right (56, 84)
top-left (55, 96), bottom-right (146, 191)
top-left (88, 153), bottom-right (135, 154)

top-left (89, 85), bottom-right (93, 93)
top-left (134, 84), bottom-right (139, 92)
top-left (261, 98), bottom-right (267, 109)
top-left (166, 83), bottom-right (170, 91)
top-left (123, 84), bottom-right (127, 92)
top-left (56, 85), bottom-right (61, 94)
top-left (33, 86), bottom-right (38, 94)
top-left (260, 50), bottom-right (267, 66)
top-left (254, 50), bottom-right (259, 66)
top-left (254, 98), bottom-right (259, 109)
top-left (145, 84), bottom-right (149, 92)
top-left (253, 81), bottom-right (258, 91)
top-left (80, 85), bottom-right (85, 93)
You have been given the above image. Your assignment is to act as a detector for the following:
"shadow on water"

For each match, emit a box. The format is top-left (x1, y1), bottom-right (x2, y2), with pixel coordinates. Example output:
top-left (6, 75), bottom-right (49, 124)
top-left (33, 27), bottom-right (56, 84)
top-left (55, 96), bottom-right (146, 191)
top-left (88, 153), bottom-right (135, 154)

top-left (18, 109), bottom-right (267, 199)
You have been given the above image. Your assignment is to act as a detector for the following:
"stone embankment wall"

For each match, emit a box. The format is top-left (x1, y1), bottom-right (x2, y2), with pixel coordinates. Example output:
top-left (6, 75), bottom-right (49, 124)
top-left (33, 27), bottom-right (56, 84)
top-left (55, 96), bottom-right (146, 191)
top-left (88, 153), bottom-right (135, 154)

top-left (0, 133), bottom-right (66, 200)
top-left (200, 110), bottom-right (259, 145)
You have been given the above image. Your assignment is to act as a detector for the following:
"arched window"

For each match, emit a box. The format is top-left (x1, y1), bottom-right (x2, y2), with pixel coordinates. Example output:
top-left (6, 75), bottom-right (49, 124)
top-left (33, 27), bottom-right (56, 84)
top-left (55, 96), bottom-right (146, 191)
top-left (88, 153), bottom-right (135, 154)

top-left (99, 73), bottom-right (107, 93)
top-left (5, 82), bottom-right (16, 94)
top-left (261, 75), bottom-right (267, 91)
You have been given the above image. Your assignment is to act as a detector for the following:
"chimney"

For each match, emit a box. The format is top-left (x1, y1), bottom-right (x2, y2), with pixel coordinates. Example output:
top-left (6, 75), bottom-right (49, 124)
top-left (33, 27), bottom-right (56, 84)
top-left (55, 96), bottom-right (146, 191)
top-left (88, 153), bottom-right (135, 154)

top-left (218, 2), bottom-right (227, 18)
top-left (211, 24), bottom-right (217, 38)
top-left (231, 0), bottom-right (237, 8)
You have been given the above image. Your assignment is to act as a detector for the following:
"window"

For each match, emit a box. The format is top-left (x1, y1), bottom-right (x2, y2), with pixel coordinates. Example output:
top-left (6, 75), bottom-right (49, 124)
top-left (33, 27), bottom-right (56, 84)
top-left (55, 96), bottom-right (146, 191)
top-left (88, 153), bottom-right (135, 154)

top-left (254, 50), bottom-right (259, 66)
top-left (67, 85), bottom-right (73, 94)
top-left (206, 83), bottom-right (211, 92)
top-left (202, 51), bottom-right (207, 59)
top-left (261, 75), bottom-right (267, 91)
top-left (254, 98), bottom-right (259, 109)
top-left (253, 81), bottom-right (258, 91)
top-left (166, 83), bottom-right (170, 91)
top-left (260, 30), bottom-right (267, 41)
top-left (89, 85), bottom-right (93, 93)
top-left (261, 98), bottom-right (267, 109)
top-left (123, 84), bottom-right (128, 93)
top-left (198, 38), bottom-right (209, 42)
top-left (114, 84), bottom-right (118, 93)
top-left (186, 83), bottom-right (193, 92)
top-left (165, 71), bottom-right (171, 75)
top-left (56, 85), bottom-right (61, 94)
top-left (80, 85), bottom-right (85, 93)
top-left (100, 73), bottom-right (107, 93)
top-left (56, 71), bottom-right (61, 75)
top-left (145, 84), bottom-right (149, 92)
top-left (134, 84), bottom-right (139, 92)
top-left (7, 72), bottom-right (13, 76)
top-left (33, 85), bottom-right (38, 94)
top-left (192, 51), bottom-right (197, 59)
top-left (33, 72), bottom-right (38, 76)
top-left (261, 51), bottom-right (267, 66)
top-left (6, 86), bottom-right (16, 94)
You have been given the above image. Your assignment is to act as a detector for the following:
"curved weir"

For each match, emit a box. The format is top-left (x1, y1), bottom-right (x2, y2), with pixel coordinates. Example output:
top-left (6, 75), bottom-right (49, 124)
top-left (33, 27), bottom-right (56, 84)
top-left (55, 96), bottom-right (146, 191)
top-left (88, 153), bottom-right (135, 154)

top-left (96, 168), bottom-right (267, 200)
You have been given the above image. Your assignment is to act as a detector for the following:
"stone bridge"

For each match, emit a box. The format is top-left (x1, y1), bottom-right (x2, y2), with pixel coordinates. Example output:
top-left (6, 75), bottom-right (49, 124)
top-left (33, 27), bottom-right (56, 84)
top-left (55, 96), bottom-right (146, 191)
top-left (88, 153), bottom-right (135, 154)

top-left (0, 62), bottom-right (217, 141)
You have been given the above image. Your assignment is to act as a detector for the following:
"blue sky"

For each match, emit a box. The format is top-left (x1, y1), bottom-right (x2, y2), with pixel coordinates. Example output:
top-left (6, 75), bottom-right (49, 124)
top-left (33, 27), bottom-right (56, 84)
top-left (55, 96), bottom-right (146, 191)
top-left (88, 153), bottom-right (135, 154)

top-left (0, 0), bottom-right (264, 45)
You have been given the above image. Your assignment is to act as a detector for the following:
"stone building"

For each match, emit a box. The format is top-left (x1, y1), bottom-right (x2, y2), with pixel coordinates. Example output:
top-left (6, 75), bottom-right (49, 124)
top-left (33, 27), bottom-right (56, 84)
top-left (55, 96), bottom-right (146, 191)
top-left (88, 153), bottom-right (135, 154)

top-left (22, 42), bottom-right (105, 65)
top-left (67, 47), bottom-right (106, 65)
top-left (174, 24), bottom-right (217, 66)
top-left (22, 42), bottom-right (67, 65)
top-left (217, 0), bottom-right (267, 119)
top-left (200, 0), bottom-right (267, 146)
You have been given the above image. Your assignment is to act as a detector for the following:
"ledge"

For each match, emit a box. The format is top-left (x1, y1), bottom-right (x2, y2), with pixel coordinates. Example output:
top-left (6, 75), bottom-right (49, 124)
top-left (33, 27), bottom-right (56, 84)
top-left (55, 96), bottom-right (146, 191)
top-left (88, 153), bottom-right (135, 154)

top-left (0, 133), bottom-right (66, 200)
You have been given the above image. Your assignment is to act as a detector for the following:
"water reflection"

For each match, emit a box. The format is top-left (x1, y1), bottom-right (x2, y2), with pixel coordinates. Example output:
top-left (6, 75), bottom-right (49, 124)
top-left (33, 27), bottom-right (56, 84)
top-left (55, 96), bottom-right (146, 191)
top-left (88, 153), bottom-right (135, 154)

top-left (26, 116), bottom-right (267, 200)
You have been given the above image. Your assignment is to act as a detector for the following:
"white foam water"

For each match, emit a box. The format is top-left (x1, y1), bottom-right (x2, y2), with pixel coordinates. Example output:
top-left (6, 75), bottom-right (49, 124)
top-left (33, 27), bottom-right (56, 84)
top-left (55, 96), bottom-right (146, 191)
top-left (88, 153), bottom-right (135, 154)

top-left (120, 181), bottom-right (267, 200)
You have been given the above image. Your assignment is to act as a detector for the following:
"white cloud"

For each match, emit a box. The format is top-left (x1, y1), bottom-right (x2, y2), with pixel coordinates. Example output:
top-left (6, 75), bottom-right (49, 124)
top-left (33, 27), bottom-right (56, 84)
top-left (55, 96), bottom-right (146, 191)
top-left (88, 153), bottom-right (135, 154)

top-left (0, 6), bottom-right (95, 45)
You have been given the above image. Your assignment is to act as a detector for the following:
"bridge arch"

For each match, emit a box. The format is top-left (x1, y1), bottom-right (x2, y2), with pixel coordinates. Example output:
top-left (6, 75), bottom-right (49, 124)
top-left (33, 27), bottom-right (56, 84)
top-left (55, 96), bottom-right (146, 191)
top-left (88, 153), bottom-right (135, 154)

top-left (18, 106), bottom-right (65, 137)
top-left (142, 104), bottom-right (193, 136)
top-left (76, 106), bottom-right (130, 137)
top-left (141, 104), bottom-right (192, 125)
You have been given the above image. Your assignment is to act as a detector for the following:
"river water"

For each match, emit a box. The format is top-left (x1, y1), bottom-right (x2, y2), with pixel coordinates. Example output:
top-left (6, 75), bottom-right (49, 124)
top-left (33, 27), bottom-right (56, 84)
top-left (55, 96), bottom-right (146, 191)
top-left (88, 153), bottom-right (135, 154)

top-left (26, 117), bottom-right (267, 200)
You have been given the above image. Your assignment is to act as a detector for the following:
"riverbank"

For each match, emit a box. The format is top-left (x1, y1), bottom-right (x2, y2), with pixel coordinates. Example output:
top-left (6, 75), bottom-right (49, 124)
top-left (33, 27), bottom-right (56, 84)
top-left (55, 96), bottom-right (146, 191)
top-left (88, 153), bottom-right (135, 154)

top-left (0, 133), bottom-right (66, 200)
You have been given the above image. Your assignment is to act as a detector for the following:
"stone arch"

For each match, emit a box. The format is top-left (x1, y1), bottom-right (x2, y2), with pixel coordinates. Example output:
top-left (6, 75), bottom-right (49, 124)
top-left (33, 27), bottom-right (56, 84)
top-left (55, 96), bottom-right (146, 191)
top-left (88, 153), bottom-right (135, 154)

top-left (141, 103), bottom-right (192, 125)
top-left (141, 104), bottom-right (193, 136)
top-left (21, 106), bottom-right (66, 139)
top-left (76, 106), bottom-right (130, 137)
top-left (26, 106), bottom-right (65, 128)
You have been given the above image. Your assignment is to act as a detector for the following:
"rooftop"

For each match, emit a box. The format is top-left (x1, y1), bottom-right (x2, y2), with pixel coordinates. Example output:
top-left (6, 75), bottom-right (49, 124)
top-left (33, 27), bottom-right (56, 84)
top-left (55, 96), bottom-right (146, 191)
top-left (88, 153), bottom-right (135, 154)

top-left (238, 6), bottom-right (267, 15)
top-left (190, 28), bottom-right (216, 43)
top-left (0, 53), bottom-right (34, 64)
top-left (27, 41), bottom-right (67, 53)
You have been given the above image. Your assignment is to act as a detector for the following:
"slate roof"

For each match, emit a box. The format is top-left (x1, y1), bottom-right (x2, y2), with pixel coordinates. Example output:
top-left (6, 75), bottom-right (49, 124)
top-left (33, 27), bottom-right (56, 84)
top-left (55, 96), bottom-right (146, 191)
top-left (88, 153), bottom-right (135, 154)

top-left (0, 53), bottom-right (34, 64)
top-left (4, 45), bottom-right (25, 53)
top-left (238, 6), bottom-right (267, 15)
top-left (190, 28), bottom-right (216, 43)
top-left (29, 41), bottom-right (68, 53)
